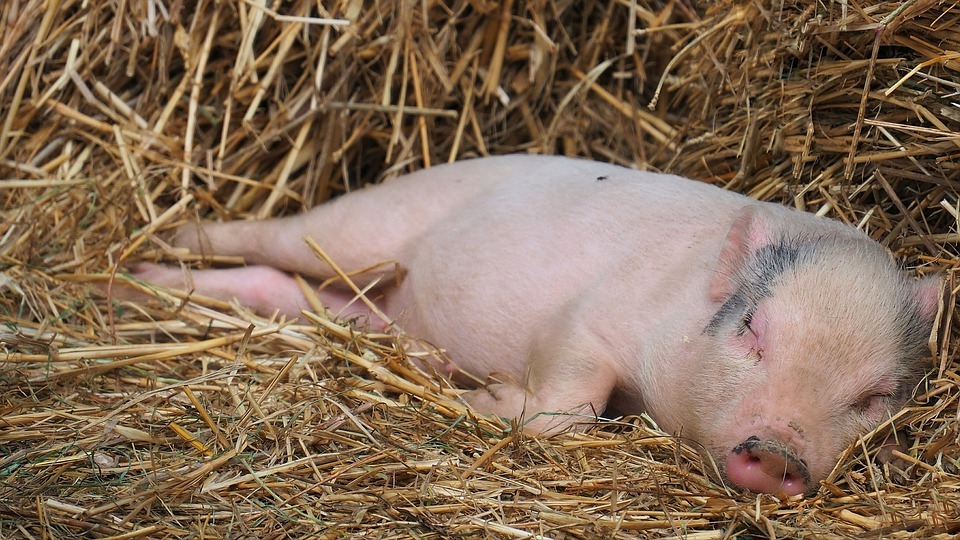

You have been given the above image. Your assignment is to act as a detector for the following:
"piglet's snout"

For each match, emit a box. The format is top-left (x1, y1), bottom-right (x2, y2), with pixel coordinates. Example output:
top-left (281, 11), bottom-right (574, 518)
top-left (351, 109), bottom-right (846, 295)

top-left (725, 436), bottom-right (811, 496)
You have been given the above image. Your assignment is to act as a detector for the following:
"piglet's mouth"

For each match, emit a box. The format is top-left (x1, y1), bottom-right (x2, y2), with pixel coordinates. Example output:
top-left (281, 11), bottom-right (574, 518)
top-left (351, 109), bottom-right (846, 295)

top-left (726, 436), bottom-right (813, 496)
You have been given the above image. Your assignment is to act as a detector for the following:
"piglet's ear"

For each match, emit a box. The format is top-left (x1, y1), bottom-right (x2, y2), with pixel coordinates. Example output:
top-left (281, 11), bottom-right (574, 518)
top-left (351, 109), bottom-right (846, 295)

top-left (709, 206), bottom-right (774, 303)
top-left (915, 274), bottom-right (943, 324)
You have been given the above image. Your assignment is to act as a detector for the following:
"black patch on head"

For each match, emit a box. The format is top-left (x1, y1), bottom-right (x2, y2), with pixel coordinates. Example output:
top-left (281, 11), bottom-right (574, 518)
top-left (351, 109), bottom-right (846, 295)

top-left (704, 239), bottom-right (806, 335)
top-left (596, 176), bottom-right (608, 181)
top-left (744, 241), bottom-right (808, 297)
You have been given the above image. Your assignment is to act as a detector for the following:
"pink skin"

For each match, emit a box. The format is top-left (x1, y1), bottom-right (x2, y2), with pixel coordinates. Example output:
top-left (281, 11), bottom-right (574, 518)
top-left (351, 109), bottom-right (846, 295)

top-left (127, 155), bottom-right (939, 496)
top-left (130, 262), bottom-right (380, 326)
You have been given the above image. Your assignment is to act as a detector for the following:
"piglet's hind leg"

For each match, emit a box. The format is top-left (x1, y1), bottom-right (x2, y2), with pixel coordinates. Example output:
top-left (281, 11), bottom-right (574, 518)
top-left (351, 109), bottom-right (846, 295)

top-left (126, 263), bottom-right (309, 319)
top-left (129, 262), bottom-right (377, 324)
top-left (129, 262), bottom-right (307, 319)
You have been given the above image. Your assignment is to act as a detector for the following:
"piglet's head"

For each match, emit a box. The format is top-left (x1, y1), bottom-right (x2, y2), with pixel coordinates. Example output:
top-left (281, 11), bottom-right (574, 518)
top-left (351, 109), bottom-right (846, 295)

top-left (689, 206), bottom-right (939, 496)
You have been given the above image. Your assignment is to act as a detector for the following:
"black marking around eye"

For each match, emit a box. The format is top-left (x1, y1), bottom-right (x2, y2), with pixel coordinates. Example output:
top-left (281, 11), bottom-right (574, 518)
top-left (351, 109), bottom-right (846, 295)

top-left (703, 239), bottom-right (805, 336)
top-left (704, 291), bottom-right (748, 336)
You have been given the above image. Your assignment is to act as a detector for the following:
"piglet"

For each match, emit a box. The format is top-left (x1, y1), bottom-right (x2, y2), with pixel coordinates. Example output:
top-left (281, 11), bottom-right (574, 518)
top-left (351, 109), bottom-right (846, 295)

top-left (132, 155), bottom-right (939, 496)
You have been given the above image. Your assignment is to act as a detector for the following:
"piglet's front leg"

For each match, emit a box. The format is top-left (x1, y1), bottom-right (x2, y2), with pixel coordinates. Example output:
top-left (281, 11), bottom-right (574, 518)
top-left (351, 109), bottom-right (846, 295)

top-left (463, 337), bottom-right (620, 434)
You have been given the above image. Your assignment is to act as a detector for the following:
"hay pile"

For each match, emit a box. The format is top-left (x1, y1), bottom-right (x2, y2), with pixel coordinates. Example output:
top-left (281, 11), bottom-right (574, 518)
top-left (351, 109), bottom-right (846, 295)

top-left (1, 0), bottom-right (959, 537)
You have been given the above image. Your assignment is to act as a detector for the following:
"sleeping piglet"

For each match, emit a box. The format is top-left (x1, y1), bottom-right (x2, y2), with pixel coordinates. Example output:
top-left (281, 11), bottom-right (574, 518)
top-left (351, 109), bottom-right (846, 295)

top-left (132, 155), bottom-right (939, 496)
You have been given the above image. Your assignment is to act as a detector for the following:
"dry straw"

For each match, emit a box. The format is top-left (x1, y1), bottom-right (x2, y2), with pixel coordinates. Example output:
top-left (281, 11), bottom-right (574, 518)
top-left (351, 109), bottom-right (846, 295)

top-left (1, 0), bottom-right (959, 537)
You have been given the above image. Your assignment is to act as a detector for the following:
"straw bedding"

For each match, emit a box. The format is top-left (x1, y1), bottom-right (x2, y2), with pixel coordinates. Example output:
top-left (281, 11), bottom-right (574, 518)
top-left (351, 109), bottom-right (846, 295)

top-left (1, 0), bottom-right (959, 537)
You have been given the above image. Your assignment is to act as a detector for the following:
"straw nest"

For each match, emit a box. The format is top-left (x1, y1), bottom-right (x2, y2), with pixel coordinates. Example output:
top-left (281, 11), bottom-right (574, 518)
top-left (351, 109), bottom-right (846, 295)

top-left (1, 0), bottom-right (958, 537)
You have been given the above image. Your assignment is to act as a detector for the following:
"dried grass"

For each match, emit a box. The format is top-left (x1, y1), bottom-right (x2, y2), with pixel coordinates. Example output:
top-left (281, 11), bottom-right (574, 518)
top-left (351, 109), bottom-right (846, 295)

top-left (1, 0), bottom-right (959, 537)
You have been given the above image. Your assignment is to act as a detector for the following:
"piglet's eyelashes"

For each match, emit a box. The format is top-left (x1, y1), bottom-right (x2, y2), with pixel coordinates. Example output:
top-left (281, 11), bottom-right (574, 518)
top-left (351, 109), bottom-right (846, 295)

top-left (737, 310), bottom-right (756, 337)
